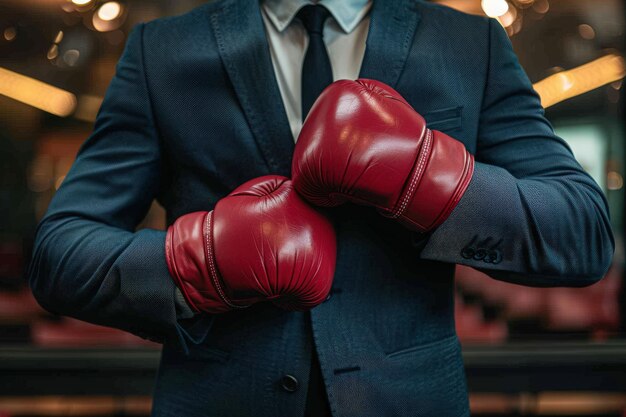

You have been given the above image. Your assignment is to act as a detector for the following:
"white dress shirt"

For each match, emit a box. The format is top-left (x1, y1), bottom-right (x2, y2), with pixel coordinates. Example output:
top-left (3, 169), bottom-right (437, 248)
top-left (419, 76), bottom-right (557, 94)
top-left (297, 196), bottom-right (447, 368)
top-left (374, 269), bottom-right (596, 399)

top-left (261, 0), bottom-right (372, 140)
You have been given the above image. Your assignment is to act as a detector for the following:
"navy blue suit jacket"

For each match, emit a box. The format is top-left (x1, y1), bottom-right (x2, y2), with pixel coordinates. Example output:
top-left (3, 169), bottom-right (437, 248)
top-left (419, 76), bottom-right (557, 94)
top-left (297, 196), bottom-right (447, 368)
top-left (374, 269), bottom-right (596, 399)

top-left (28, 0), bottom-right (614, 416)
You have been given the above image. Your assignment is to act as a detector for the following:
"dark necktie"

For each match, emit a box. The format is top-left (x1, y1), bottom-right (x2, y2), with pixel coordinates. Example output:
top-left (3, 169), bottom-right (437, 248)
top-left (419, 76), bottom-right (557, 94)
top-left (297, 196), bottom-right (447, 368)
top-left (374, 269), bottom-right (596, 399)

top-left (298, 4), bottom-right (333, 120)
top-left (300, 9), bottom-right (334, 415)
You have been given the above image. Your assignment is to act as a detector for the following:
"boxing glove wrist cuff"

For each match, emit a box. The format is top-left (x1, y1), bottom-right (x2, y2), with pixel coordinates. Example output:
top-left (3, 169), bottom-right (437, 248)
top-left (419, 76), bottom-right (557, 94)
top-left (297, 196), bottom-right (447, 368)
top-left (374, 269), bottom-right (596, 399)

top-left (204, 211), bottom-right (250, 310)
top-left (389, 128), bottom-right (434, 220)
top-left (390, 128), bottom-right (474, 232)
top-left (165, 211), bottom-right (249, 314)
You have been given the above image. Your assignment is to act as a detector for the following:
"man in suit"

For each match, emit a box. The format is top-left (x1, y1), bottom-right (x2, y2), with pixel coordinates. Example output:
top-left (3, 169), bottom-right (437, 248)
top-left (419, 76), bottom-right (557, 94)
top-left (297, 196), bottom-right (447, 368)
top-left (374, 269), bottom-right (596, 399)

top-left (28, 0), bottom-right (614, 416)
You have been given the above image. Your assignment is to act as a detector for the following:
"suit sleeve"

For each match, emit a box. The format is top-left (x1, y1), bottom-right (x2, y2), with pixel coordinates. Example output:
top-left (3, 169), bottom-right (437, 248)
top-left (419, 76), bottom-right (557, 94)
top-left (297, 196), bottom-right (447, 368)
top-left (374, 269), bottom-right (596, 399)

top-left (27, 24), bottom-right (211, 352)
top-left (419, 18), bottom-right (615, 287)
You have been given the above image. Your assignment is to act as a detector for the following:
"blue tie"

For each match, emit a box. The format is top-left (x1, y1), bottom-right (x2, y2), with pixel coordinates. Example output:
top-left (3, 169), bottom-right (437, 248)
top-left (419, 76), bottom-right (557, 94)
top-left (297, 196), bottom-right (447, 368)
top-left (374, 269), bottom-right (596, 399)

top-left (298, 5), bottom-right (333, 120)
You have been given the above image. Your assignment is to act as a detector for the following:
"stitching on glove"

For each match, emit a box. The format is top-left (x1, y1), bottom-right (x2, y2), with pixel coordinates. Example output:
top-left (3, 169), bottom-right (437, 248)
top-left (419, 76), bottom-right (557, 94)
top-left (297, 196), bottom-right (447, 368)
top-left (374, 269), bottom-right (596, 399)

top-left (391, 128), bottom-right (432, 219)
top-left (205, 211), bottom-right (249, 310)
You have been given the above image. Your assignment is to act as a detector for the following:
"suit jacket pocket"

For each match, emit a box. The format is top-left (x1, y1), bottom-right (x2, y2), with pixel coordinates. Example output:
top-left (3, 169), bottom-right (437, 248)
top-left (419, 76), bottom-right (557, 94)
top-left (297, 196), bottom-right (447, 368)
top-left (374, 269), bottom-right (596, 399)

top-left (329, 334), bottom-right (469, 416)
top-left (423, 106), bottom-right (463, 132)
top-left (385, 333), bottom-right (458, 360)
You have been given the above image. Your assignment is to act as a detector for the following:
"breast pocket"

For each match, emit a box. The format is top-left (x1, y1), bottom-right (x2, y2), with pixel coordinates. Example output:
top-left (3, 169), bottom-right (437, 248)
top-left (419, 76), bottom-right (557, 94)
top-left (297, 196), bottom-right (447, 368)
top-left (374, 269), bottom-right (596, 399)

top-left (423, 106), bottom-right (463, 133)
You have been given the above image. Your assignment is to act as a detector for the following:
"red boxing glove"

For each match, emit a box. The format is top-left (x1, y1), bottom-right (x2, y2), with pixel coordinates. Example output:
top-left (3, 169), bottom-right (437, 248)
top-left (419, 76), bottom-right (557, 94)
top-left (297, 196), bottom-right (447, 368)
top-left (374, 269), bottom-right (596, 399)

top-left (165, 175), bottom-right (336, 314)
top-left (292, 79), bottom-right (474, 232)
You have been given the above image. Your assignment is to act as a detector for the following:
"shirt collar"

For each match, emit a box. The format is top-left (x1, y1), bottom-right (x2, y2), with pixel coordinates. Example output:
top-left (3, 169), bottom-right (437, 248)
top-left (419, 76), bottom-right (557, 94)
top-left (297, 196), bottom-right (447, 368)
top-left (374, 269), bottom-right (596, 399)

top-left (262, 0), bottom-right (372, 34)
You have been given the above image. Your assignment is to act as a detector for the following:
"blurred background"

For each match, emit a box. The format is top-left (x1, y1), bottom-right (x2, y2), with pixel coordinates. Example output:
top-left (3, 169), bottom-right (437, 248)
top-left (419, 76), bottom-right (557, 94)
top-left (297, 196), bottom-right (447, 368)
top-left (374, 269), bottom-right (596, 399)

top-left (0, 0), bottom-right (625, 416)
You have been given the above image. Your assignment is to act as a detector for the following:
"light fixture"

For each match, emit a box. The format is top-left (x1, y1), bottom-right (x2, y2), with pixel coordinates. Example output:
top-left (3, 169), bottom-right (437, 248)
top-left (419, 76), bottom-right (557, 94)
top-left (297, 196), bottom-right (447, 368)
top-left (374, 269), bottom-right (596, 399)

top-left (97, 2), bottom-right (122, 21)
top-left (0, 67), bottom-right (77, 117)
top-left (533, 54), bottom-right (626, 109)
top-left (93, 2), bottom-right (125, 32)
top-left (578, 24), bottom-right (596, 40)
top-left (3, 27), bottom-right (17, 42)
top-left (481, 0), bottom-right (509, 18)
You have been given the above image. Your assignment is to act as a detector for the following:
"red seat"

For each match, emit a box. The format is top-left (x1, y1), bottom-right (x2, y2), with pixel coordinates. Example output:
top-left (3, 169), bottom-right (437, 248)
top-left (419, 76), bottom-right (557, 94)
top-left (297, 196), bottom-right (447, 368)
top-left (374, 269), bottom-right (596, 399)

top-left (0, 289), bottom-right (45, 322)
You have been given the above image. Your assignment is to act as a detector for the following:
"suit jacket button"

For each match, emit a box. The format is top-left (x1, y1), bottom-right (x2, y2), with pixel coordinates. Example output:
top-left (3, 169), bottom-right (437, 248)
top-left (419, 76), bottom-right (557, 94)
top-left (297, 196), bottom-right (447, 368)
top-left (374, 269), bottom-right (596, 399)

top-left (490, 250), bottom-right (503, 264)
top-left (473, 249), bottom-right (487, 260)
top-left (280, 375), bottom-right (299, 392)
top-left (461, 247), bottom-right (475, 259)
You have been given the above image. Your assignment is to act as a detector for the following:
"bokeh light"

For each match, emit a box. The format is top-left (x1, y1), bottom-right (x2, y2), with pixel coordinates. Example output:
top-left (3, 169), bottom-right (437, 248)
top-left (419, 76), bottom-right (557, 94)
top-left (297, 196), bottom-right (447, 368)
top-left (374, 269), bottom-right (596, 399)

top-left (482, 0), bottom-right (509, 18)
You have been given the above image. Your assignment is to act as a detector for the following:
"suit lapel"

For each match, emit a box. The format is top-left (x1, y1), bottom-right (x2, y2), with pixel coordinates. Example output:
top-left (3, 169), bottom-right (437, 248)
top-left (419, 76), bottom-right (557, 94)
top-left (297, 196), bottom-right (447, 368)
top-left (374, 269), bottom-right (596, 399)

top-left (209, 0), bottom-right (294, 176)
top-left (359, 0), bottom-right (422, 88)
top-left (206, 0), bottom-right (422, 175)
